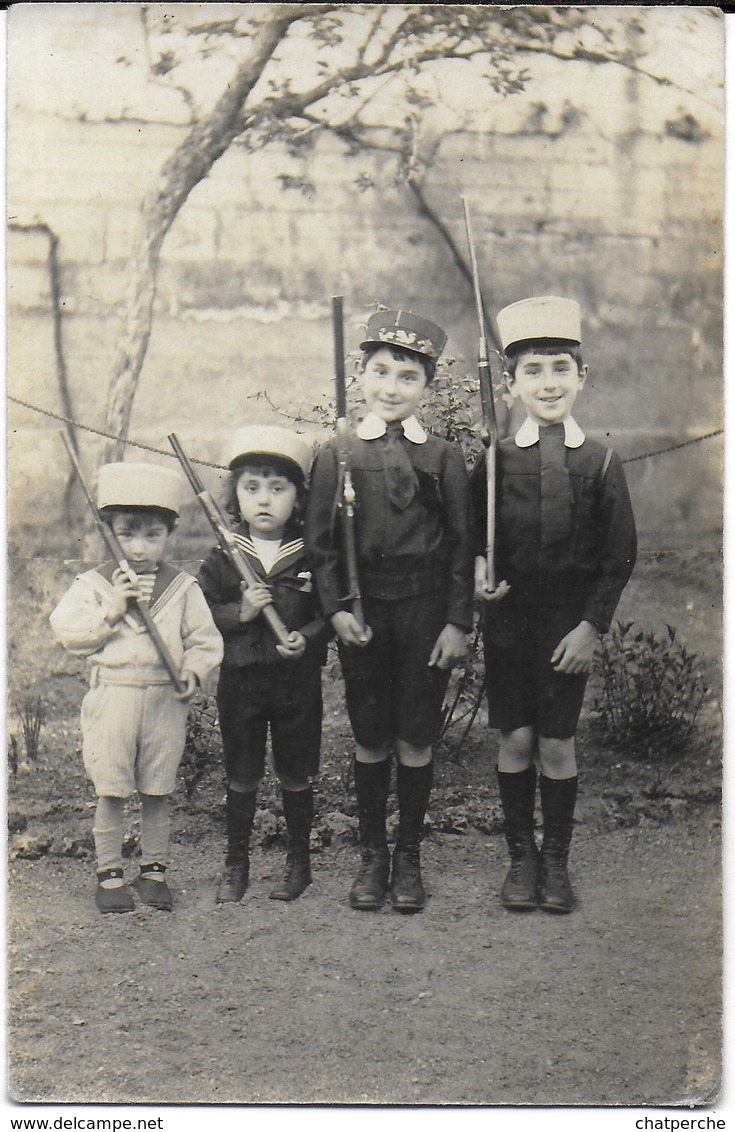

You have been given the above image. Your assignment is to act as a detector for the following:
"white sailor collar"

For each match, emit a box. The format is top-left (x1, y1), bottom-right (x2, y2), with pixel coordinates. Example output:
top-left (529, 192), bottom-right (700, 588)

top-left (356, 412), bottom-right (427, 444)
top-left (514, 416), bottom-right (585, 449)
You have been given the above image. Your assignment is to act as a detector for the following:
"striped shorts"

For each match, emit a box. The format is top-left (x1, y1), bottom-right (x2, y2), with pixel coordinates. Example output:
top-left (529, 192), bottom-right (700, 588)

top-left (80, 682), bottom-right (189, 797)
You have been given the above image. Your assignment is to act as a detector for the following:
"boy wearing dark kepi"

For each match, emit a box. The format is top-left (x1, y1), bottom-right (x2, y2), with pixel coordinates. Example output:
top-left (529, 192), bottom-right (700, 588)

top-left (50, 462), bottom-right (223, 913)
top-left (198, 426), bottom-right (331, 904)
top-left (306, 310), bottom-right (474, 913)
top-left (472, 296), bottom-right (636, 914)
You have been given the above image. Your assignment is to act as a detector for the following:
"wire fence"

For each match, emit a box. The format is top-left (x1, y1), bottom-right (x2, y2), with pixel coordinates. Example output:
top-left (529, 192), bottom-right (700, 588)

top-left (7, 393), bottom-right (723, 471)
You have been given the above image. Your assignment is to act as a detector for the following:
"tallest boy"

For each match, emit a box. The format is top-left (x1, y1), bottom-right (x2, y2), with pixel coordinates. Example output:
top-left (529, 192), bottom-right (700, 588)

top-left (473, 296), bottom-right (636, 914)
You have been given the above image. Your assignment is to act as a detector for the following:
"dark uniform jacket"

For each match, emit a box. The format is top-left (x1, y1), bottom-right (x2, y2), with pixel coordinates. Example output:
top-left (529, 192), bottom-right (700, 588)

top-left (306, 430), bottom-right (475, 632)
top-left (470, 433), bottom-right (637, 633)
top-left (198, 522), bottom-right (332, 668)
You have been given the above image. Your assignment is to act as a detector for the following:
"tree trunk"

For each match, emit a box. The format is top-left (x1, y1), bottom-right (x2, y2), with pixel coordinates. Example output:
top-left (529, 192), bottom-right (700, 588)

top-left (102, 7), bottom-right (305, 464)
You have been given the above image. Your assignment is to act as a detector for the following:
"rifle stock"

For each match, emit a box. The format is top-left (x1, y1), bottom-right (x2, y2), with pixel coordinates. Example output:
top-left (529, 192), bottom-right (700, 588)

top-left (59, 432), bottom-right (187, 694)
top-left (332, 296), bottom-right (364, 627)
top-left (168, 434), bottom-right (292, 648)
top-left (461, 196), bottom-right (497, 590)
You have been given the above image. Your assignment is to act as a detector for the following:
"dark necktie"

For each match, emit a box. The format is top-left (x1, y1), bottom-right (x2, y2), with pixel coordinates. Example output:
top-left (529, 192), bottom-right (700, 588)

top-left (538, 423), bottom-right (572, 547)
top-left (381, 421), bottom-right (418, 510)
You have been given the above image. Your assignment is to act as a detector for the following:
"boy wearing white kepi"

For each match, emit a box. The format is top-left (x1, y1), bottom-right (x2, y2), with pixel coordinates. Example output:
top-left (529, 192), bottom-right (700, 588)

top-left (472, 297), bottom-right (636, 914)
top-left (50, 462), bottom-right (223, 913)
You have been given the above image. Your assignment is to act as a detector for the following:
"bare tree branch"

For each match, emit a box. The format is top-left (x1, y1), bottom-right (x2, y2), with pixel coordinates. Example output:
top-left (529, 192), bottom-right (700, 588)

top-left (104, 6), bottom-right (308, 459)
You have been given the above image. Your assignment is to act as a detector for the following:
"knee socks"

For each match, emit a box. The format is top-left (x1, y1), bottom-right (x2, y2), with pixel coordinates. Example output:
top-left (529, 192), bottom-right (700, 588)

top-left (93, 796), bottom-right (126, 886)
top-left (396, 760), bottom-right (434, 850)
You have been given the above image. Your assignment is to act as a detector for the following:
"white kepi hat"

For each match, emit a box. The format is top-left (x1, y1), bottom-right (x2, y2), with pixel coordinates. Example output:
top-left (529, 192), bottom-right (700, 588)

top-left (228, 426), bottom-right (312, 479)
top-left (496, 296), bottom-right (582, 354)
top-left (97, 462), bottom-right (186, 516)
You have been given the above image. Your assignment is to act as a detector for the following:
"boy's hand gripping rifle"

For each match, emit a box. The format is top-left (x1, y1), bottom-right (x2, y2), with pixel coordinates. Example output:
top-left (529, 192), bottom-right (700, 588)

top-left (59, 431), bottom-right (186, 694)
top-left (332, 295), bottom-right (364, 628)
top-left (461, 196), bottom-right (498, 590)
top-left (168, 433), bottom-right (292, 649)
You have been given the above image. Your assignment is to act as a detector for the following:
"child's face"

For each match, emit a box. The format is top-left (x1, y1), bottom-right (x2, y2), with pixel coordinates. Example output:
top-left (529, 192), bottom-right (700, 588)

top-left (110, 514), bottom-right (171, 573)
top-left (361, 346), bottom-right (428, 423)
top-left (236, 465), bottom-right (298, 539)
top-left (508, 351), bottom-right (587, 426)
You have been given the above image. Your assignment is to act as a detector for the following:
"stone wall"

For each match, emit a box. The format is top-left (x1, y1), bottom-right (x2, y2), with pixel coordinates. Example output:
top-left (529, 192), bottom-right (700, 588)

top-left (7, 5), bottom-right (723, 550)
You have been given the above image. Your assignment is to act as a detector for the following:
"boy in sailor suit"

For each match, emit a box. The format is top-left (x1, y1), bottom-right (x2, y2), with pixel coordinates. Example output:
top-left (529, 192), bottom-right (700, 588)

top-left (50, 462), bottom-right (223, 914)
top-left (198, 426), bottom-right (331, 905)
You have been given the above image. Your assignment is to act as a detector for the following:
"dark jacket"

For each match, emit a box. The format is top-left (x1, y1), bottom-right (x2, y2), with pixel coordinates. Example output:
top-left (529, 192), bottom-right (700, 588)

top-left (470, 435), bottom-right (636, 633)
top-left (198, 522), bottom-right (332, 668)
top-left (305, 431), bottom-right (474, 631)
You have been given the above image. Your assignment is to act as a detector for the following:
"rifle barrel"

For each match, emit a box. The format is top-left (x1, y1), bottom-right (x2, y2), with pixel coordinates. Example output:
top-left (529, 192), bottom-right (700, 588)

top-left (460, 197), bottom-right (498, 589)
top-left (461, 196), bottom-right (487, 356)
top-left (332, 296), bottom-right (347, 420)
top-left (331, 298), bottom-right (364, 628)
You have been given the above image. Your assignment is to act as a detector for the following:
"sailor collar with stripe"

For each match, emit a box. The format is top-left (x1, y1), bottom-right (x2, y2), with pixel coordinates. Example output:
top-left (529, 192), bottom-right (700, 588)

top-left (356, 412), bottom-right (427, 444)
top-left (91, 561), bottom-right (193, 631)
top-left (232, 523), bottom-right (305, 577)
top-left (514, 416), bottom-right (586, 449)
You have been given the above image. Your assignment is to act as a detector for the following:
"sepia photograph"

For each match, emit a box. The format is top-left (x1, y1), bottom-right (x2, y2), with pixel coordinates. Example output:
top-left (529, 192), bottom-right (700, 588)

top-left (5, 2), bottom-right (725, 1118)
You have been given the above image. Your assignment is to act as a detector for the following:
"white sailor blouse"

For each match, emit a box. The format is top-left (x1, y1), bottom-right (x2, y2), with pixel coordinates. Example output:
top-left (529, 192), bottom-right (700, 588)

top-left (49, 561), bottom-right (223, 686)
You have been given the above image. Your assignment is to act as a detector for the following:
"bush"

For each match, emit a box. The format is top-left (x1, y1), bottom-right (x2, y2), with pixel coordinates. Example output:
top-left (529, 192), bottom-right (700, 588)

top-left (588, 620), bottom-right (710, 761)
top-left (180, 694), bottom-right (223, 799)
top-left (13, 695), bottom-right (45, 763)
top-left (438, 619), bottom-right (486, 759)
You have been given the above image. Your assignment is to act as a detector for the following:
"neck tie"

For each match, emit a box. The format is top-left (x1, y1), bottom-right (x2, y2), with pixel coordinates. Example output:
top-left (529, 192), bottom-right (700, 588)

top-left (381, 421), bottom-right (418, 510)
top-left (538, 423), bottom-right (572, 547)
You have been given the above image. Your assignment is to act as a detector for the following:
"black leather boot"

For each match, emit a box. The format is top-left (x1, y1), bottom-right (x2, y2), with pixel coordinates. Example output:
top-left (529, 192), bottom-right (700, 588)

top-left (270, 787), bottom-right (313, 901)
top-left (390, 761), bottom-right (433, 913)
top-left (497, 766), bottom-right (539, 911)
top-left (349, 759), bottom-right (391, 911)
top-left (216, 788), bottom-right (257, 903)
top-left (538, 774), bottom-right (578, 914)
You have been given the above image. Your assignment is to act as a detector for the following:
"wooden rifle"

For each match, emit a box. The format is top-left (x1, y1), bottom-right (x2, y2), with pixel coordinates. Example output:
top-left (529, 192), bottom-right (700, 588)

top-left (461, 196), bottom-right (498, 590)
top-left (332, 295), bottom-right (364, 628)
top-left (168, 433), bottom-right (291, 649)
top-left (60, 431), bottom-right (186, 693)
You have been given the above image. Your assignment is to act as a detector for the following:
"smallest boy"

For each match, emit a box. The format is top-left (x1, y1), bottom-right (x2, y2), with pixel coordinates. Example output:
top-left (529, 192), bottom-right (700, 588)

top-left (50, 462), bottom-right (223, 914)
top-left (472, 297), bottom-right (636, 914)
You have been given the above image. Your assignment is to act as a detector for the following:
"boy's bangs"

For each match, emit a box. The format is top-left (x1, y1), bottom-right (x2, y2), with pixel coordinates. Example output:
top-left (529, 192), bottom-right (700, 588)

top-left (99, 505), bottom-right (177, 530)
top-left (232, 455), bottom-right (304, 485)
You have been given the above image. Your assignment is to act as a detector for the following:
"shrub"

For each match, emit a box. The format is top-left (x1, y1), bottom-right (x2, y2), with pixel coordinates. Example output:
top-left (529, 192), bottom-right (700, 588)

top-left (438, 619), bottom-right (486, 760)
top-left (180, 694), bottom-right (223, 799)
top-left (588, 620), bottom-right (710, 761)
top-left (15, 696), bottom-right (45, 762)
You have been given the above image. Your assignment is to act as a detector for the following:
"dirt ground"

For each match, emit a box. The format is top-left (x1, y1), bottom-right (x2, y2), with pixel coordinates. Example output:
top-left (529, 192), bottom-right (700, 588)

top-left (5, 550), bottom-right (723, 1108)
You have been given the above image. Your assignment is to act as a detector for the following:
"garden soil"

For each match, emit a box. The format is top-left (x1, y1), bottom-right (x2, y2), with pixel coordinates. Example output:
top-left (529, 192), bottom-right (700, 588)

top-left (6, 552), bottom-right (723, 1107)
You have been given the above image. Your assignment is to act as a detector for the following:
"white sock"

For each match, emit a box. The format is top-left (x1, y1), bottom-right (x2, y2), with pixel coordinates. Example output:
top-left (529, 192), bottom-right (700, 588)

top-left (140, 794), bottom-right (171, 878)
top-left (93, 797), bottom-right (126, 886)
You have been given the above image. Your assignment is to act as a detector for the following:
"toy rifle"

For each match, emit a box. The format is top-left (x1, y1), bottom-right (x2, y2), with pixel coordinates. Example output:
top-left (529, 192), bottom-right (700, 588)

top-left (59, 431), bottom-right (186, 694)
top-left (461, 195), bottom-right (498, 590)
top-left (332, 295), bottom-right (364, 628)
top-left (168, 433), bottom-right (292, 649)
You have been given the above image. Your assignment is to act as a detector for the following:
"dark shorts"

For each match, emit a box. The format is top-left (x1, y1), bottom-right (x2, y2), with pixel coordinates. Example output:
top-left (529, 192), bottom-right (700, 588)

top-left (338, 592), bottom-right (452, 750)
top-left (217, 661), bottom-right (322, 784)
top-left (483, 599), bottom-right (589, 740)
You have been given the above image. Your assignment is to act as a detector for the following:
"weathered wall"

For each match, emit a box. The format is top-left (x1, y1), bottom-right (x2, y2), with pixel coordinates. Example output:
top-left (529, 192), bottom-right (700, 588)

top-left (7, 4), bottom-right (723, 550)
